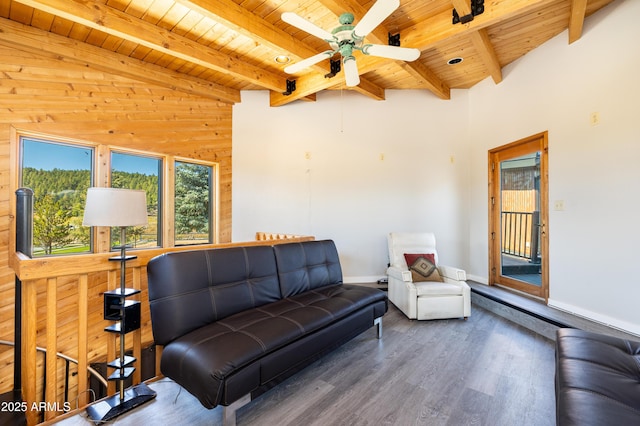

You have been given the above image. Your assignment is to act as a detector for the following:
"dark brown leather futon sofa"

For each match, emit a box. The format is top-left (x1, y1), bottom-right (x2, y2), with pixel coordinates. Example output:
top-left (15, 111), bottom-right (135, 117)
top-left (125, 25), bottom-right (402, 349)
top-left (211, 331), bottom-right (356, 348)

top-left (147, 239), bottom-right (387, 425)
top-left (555, 328), bottom-right (640, 426)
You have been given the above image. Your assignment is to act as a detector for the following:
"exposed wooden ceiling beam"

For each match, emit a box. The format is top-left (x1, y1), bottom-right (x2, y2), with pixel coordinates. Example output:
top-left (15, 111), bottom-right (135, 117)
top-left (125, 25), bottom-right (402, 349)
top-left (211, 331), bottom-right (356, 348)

top-left (0, 17), bottom-right (240, 104)
top-left (405, 0), bottom-right (560, 50)
top-left (450, 0), bottom-right (473, 20)
top-left (270, 72), bottom-right (329, 107)
top-left (7, 0), bottom-right (600, 106)
top-left (470, 29), bottom-right (502, 84)
top-left (298, 93), bottom-right (317, 102)
top-left (450, 0), bottom-right (502, 84)
top-left (398, 60), bottom-right (451, 97)
top-left (568, 0), bottom-right (588, 44)
top-left (15, 0), bottom-right (284, 92)
top-left (175, 0), bottom-right (384, 102)
top-left (350, 77), bottom-right (386, 101)
top-left (175, 0), bottom-right (326, 72)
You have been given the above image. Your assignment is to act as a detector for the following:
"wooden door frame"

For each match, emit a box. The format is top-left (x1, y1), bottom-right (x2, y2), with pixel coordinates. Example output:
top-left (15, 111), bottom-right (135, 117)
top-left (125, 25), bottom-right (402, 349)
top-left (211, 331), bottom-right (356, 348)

top-left (488, 132), bottom-right (549, 301)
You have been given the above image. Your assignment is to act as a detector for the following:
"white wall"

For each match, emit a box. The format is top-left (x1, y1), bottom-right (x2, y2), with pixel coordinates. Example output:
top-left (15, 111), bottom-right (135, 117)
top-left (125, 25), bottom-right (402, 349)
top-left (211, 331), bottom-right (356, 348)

top-left (233, 0), bottom-right (640, 334)
top-left (467, 0), bottom-right (640, 334)
top-left (233, 90), bottom-right (470, 282)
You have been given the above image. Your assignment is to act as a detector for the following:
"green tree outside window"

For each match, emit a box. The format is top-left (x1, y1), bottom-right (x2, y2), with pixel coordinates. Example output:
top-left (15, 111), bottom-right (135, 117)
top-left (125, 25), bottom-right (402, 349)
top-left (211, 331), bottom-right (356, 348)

top-left (21, 139), bottom-right (93, 256)
top-left (175, 162), bottom-right (212, 245)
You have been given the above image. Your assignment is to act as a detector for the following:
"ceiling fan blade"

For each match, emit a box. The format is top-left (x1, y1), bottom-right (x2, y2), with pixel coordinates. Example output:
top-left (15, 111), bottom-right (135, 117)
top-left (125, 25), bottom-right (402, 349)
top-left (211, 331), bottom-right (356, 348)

top-left (282, 12), bottom-right (334, 41)
top-left (352, 0), bottom-right (400, 39)
top-left (343, 56), bottom-right (360, 87)
top-left (361, 44), bottom-right (420, 61)
top-left (284, 51), bottom-right (334, 74)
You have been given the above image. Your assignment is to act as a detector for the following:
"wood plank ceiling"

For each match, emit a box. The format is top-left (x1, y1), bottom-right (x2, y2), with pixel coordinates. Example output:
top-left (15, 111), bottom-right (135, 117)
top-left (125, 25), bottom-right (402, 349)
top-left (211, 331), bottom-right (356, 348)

top-left (0, 0), bottom-right (616, 106)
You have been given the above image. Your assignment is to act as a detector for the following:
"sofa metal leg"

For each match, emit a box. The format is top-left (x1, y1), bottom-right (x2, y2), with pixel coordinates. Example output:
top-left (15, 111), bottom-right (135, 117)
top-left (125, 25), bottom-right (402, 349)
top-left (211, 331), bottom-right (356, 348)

top-left (222, 394), bottom-right (251, 426)
top-left (374, 317), bottom-right (382, 339)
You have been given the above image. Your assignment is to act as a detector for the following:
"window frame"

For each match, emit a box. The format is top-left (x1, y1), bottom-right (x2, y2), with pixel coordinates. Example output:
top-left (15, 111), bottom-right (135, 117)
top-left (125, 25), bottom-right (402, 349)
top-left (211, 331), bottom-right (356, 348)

top-left (173, 157), bottom-right (218, 246)
top-left (18, 135), bottom-right (96, 257)
top-left (13, 131), bottom-right (220, 256)
top-left (110, 149), bottom-right (164, 250)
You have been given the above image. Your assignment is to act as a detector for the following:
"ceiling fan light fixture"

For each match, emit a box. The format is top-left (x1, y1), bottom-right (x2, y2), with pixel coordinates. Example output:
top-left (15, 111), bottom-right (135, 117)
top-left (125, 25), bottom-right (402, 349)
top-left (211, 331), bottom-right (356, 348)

top-left (343, 56), bottom-right (360, 87)
top-left (447, 57), bottom-right (463, 65)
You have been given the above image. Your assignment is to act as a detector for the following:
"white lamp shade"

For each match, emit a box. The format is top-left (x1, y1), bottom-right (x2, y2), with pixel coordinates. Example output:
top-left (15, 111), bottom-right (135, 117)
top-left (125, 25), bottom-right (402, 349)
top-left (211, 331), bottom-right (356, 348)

top-left (83, 187), bottom-right (148, 227)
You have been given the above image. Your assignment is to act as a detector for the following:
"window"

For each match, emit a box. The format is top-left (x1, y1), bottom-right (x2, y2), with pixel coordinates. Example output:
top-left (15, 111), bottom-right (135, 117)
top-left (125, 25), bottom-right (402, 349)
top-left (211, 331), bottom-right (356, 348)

top-left (20, 137), bottom-right (93, 256)
top-left (111, 151), bottom-right (162, 249)
top-left (174, 161), bottom-right (214, 245)
top-left (18, 135), bottom-right (218, 255)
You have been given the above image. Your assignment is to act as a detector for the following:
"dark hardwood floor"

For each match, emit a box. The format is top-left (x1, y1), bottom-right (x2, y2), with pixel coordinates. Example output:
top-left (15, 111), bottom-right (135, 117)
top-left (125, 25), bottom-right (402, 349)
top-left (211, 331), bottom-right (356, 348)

top-left (58, 303), bottom-right (556, 426)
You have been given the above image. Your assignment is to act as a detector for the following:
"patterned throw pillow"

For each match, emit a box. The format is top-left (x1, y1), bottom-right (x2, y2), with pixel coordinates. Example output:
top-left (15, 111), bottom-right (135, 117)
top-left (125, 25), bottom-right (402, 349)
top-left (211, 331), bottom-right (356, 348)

top-left (404, 253), bottom-right (444, 282)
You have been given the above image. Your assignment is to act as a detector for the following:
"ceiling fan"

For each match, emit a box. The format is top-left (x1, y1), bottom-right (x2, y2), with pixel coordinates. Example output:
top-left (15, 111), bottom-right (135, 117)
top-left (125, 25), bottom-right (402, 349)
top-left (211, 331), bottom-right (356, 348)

top-left (282, 0), bottom-right (420, 87)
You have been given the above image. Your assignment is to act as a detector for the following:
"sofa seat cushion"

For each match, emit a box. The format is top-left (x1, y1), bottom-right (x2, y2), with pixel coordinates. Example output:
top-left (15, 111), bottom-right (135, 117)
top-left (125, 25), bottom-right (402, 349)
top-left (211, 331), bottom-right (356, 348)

top-left (415, 281), bottom-right (464, 297)
top-left (555, 328), bottom-right (640, 426)
top-left (160, 284), bottom-right (386, 408)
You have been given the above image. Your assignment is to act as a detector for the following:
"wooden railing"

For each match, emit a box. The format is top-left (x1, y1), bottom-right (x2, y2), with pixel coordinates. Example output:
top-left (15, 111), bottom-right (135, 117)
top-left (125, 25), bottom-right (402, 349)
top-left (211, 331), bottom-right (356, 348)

top-left (11, 234), bottom-right (313, 425)
top-left (255, 232), bottom-right (303, 241)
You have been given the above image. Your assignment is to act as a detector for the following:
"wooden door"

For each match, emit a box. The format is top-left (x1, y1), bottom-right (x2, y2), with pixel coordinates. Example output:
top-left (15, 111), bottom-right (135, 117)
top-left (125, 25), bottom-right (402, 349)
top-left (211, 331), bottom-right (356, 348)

top-left (488, 132), bottom-right (549, 300)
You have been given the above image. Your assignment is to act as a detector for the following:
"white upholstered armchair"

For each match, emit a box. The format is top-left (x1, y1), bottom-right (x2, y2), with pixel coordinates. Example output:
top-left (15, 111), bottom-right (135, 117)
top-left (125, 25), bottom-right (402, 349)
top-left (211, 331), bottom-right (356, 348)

top-left (386, 232), bottom-right (471, 320)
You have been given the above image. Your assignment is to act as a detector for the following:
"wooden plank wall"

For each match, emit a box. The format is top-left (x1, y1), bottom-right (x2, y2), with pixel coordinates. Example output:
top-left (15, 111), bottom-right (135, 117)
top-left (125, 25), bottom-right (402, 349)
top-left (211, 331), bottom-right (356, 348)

top-left (0, 39), bottom-right (233, 398)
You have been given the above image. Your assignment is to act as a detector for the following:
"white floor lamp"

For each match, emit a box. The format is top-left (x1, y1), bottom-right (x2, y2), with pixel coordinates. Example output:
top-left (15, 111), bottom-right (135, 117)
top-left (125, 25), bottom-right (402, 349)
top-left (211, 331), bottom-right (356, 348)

top-left (82, 187), bottom-right (156, 423)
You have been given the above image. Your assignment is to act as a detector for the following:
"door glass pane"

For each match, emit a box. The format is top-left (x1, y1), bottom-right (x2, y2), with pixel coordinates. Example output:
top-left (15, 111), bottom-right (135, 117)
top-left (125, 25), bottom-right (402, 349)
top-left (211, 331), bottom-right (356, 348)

top-left (500, 152), bottom-right (542, 286)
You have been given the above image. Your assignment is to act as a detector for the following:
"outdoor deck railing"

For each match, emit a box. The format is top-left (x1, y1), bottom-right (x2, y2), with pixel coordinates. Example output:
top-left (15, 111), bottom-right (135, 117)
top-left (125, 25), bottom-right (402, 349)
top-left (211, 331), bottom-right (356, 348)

top-left (501, 211), bottom-right (540, 262)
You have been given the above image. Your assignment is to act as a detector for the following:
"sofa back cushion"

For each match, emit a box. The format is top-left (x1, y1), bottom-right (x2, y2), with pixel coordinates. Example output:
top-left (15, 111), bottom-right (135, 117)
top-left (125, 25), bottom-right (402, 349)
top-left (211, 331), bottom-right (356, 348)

top-left (273, 240), bottom-right (343, 297)
top-left (147, 245), bottom-right (281, 345)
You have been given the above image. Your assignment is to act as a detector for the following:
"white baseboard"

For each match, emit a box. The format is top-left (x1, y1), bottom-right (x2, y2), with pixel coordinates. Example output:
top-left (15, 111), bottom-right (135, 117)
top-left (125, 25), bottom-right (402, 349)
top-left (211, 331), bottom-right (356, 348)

top-left (466, 274), bottom-right (488, 285)
top-left (344, 275), bottom-right (386, 284)
top-left (547, 298), bottom-right (640, 338)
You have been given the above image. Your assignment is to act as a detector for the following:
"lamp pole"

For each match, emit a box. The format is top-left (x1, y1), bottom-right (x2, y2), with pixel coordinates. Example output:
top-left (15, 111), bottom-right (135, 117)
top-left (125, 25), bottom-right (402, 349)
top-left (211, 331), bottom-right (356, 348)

top-left (82, 187), bottom-right (156, 422)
